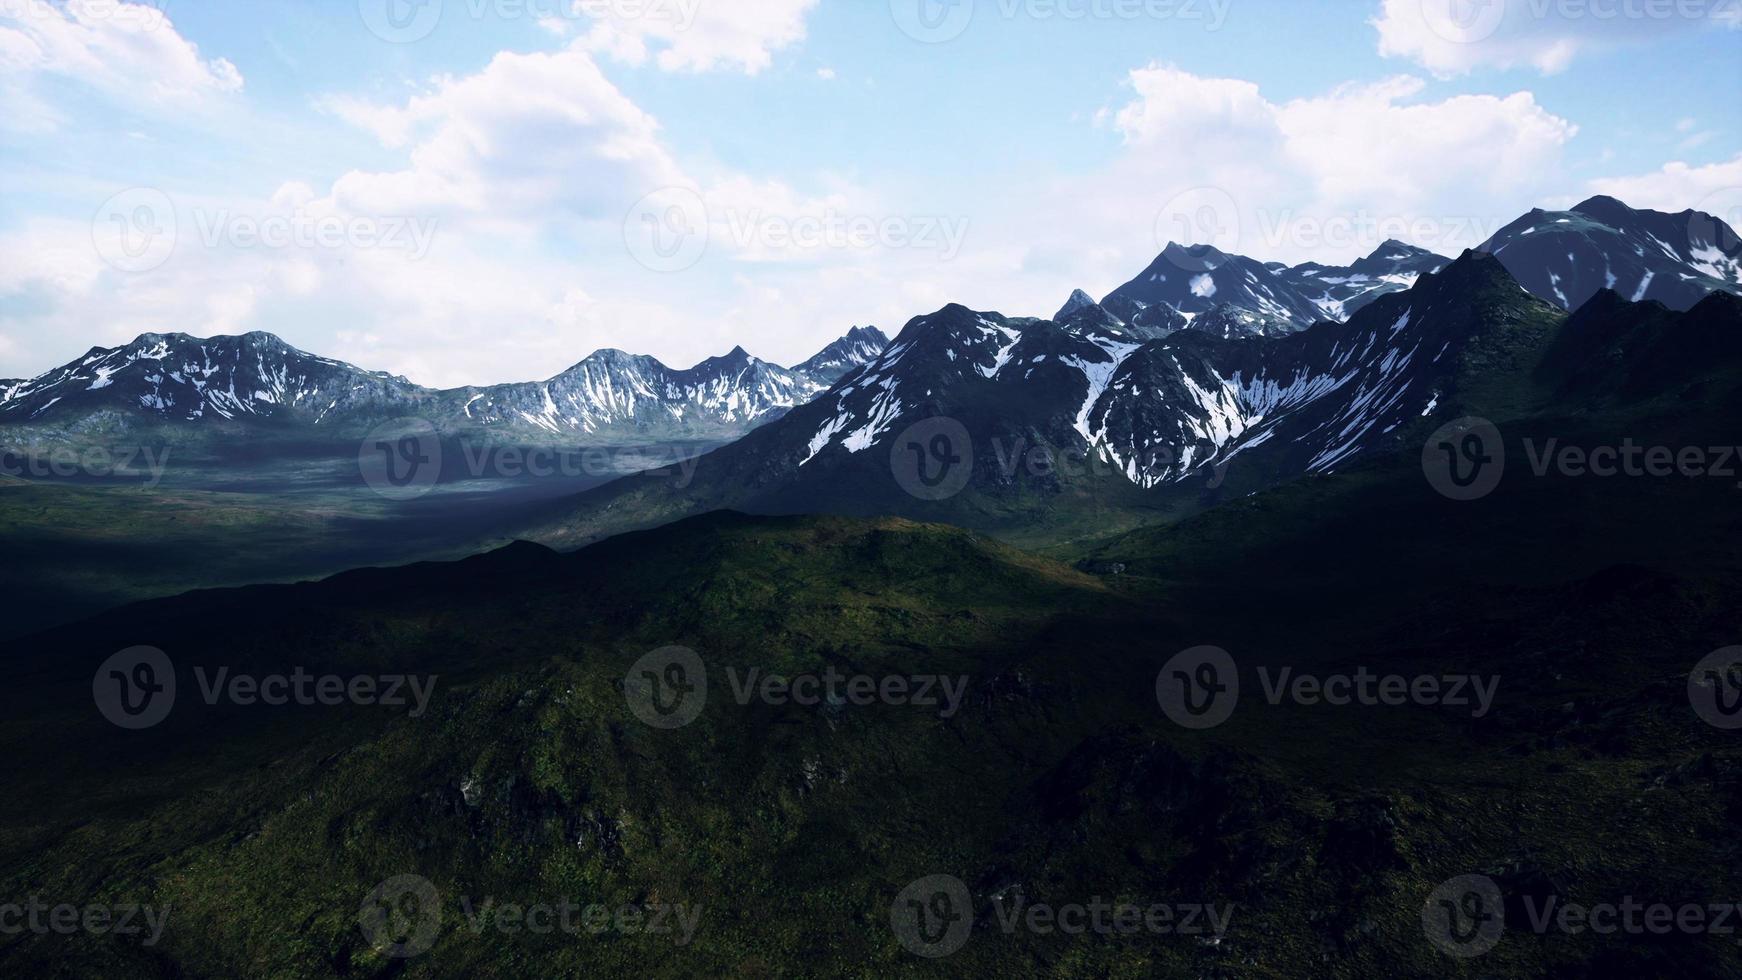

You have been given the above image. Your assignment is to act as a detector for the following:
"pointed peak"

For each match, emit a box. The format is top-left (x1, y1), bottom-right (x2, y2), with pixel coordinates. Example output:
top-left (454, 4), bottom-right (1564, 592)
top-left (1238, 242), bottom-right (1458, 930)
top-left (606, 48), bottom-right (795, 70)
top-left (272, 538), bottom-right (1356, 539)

top-left (845, 325), bottom-right (886, 342)
top-left (1055, 289), bottom-right (1098, 320)
top-left (687, 345), bottom-right (765, 373)
top-left (1424, 249), bottom-right (1528, 294)
top-left (1373, 238), bottom-right (1421, 255)
top-left (1690, 289), bottom-right (1742, 318)
top-left (1570, 288), bottom-right (1637, 318)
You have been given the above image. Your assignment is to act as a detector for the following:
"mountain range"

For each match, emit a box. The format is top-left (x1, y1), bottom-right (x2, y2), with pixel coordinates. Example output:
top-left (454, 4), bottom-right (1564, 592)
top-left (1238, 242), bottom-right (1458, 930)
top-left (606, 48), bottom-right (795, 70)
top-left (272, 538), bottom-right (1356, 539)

top-left (11, 310), bottom-right (1742, 976)
top-left (6, 197), bottom-right (1742, 979)
top-left (533, 196), bottom-right (1741, 549)
top-left (0, 326), bottom-right (890, 445)
top-left (3, 197), bottom-right (1737, 464)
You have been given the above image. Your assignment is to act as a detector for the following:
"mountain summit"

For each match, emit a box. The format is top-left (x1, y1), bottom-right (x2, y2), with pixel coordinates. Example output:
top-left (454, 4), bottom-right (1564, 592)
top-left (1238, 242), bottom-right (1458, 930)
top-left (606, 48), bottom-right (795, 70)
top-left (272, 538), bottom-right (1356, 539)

top-left (1480, 195), bottom-right (1741, 311)
top-left (789, 325), bottom-right (889, 383)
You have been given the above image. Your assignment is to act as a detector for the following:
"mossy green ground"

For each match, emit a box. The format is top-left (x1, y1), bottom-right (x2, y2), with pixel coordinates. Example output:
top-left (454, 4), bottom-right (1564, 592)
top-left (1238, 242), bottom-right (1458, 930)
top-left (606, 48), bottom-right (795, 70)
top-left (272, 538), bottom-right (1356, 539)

top-left (3, 290), bottom-right (1738, 976)
top-left (3, 453), bottom-right (1738, 977)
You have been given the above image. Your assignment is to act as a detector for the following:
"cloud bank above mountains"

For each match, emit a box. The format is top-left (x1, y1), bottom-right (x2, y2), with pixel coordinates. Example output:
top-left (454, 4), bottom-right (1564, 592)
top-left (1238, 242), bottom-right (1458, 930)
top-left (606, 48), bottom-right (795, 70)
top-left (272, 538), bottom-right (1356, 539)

top-left (0, 0), bottom-right (1734, 388)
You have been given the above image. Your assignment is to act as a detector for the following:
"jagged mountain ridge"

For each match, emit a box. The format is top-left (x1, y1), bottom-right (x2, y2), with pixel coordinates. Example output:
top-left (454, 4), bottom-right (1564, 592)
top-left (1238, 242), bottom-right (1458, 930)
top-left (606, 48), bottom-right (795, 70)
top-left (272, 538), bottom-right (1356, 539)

top-left (1100, 242), bottom-right (1326, 338)
top-left (1278, 239), bottom-right (1450, 320)
top-left (798, 250), bottom-right (1557, 489)
top-left (1080, 251), bottom-right (1554, 487)
top-left (1061, 193), bottom-right (1740, 343)
top-left (790, 325), bottom-right (890, 384)
top-left (454, 345), bottom-right (821, 440)
top-left (0, 332), bottom-right (419, 428)
top-left (544, 248), bottom-right (1661, 550)
top-left (0, 327), bottom-right (888, 444)
top-left (1073, 239), bottom-right (1452, 342)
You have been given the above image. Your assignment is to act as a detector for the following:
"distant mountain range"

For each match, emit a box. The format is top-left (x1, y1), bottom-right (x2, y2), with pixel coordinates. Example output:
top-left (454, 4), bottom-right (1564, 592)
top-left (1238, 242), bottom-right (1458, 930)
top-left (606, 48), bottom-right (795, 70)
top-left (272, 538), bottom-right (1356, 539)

top-left (535, 196), bottom-right (1741, 547)
top-left (0, 326), bottom-right (889, 445)
top-left (4, 196), bottom-right (1736, 457)
top-left (1056, 195), bottom-right (1739, 343)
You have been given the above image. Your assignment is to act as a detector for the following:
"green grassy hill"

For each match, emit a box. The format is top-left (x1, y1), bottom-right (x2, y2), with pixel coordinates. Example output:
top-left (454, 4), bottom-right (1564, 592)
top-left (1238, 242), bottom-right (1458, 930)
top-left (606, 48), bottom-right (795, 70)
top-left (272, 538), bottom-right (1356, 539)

top-left (5, 452), bottom-right (1740, 977)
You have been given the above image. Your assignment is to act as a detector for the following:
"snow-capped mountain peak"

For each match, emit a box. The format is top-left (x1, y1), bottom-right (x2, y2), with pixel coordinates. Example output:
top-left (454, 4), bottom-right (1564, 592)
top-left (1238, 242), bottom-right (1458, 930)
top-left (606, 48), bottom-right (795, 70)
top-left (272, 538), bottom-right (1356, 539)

top-left (0, 331), bottom-right (420, 426)
top-left (1480, 195), bottom-right (1740, 311)
top-left (2, 326), bottom-right (889, 445)
top-left (1055, 289), bottom-right (1098, 320)
top-left (1100, 242), bottom-right (1330, 339)
top-left (1279, 241), bottom-right (1451, 322)
top-left (790, 325), bottom-right (889, 383)
top-left (722, 250), bottom-right (1571, 504)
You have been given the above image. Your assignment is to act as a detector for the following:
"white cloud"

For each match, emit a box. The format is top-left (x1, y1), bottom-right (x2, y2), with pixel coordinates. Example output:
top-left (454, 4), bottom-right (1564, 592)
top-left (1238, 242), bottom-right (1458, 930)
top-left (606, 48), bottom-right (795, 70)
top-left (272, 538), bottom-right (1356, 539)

top-left (816, 67), bottom-right (836, 80)
top-left (203, 283), bottom-right (257, 334)
top-left (1094, 65), bottom-right (1577, 265)
top-left (1373, 0), bottom-right (1740, 76)
top-left (1587, 153), bottom-right (1742, 222)
top-left (577, 0), bottom-right (819, 75)
top-left (326, 47), bottom-right (684, 226)
top-left (0, 0), bottom-right (241, 125)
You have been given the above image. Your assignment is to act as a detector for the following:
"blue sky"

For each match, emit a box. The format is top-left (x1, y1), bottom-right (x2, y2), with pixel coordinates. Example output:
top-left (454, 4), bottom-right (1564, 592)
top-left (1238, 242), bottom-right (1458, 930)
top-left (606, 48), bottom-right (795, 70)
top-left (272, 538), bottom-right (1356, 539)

top-left (1, 0), bottom-right (1738, 387)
